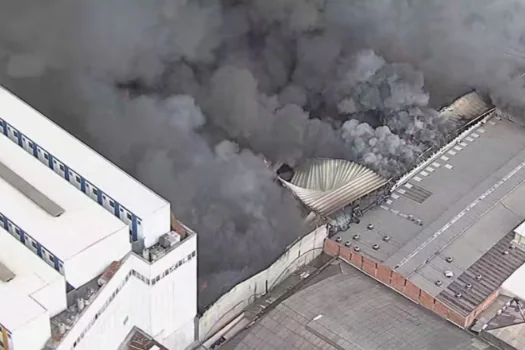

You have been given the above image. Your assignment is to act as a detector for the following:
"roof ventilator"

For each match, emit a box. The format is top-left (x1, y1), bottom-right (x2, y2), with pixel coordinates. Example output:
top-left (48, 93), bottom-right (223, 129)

top-left (354, 246), bottom-right (361, 252)
top-left (372, 244), bottom-right (380, 250)
top-left (476, 274), bottom-right (482, 281)
top-left (353, 234), bottom-right (360, 241)
top-left (446, 257), bottom-right (454, 263)
top-left (465, 283), bottom-right (472, 290)
top-left (444, 271), bottom-right (454, 278)
top-left (335, 237), bottom-right (342, 243)
top-left (367, 224), bottom-right (374, 230)
top-left (503, 250), bottom-right (510, 255)
top-left (455, 292), bottom-right (462, 298)
top-left (344, 241), bottom-right (351, 247)
top-left (383, 235), bottom-right (391, 242)
top-left (435, 280), bottom-right (442, 286)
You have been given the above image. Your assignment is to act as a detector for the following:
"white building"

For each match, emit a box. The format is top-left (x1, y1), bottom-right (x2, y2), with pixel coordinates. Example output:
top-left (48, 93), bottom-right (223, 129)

top-left (0, 85), bottom-right (197, 350)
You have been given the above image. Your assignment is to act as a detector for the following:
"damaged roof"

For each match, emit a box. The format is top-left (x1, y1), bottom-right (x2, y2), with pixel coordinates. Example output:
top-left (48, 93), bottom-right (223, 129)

top-left (332, 109), bottom-right (525, 317)
top-left (280, 159), bottom-right (388, 217)
top-left (439, 91), bottom-right (492, 121)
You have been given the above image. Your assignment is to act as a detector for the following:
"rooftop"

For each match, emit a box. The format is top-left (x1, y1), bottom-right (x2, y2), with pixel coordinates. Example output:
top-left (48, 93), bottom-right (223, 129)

top-left (222, 260), bottom-right (493, 350)
top-left (0, 135), bottom-right (128, 261)
top-left (333, 110), bottom-right (525, 314)
top-left (0, 229), bottom-right (63, 332)
top-left (0, 85), bottom-right (169, 217)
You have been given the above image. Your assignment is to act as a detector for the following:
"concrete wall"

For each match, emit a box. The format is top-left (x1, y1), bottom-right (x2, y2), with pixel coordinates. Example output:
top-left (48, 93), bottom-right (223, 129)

top-left (199, 225), bottom-right (328, 341)
top-left (64, 225), bottom-right (130, 288)
top-left (324, 239), bottom-right (498, 329)
top-left (11, 311), bottom-right (50, 350)
top-left (56, 235), bottom-right (197, 350)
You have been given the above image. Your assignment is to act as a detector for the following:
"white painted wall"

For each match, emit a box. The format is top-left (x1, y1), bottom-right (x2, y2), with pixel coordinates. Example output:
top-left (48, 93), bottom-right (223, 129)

top-left (63, 226), bottom-right (130, 288)
top-left (56, 235), bottom-right (197, 350)
top-left (141, 204), bottom-right (171, 248)
top-left (198, 225), bottom-right (328, 341)
top-left (502, 262), bottom-right (525, 300)
top-left (30, 275), bottom-right (67, 318)
top-left (11, 311), bottom-right (50, 350)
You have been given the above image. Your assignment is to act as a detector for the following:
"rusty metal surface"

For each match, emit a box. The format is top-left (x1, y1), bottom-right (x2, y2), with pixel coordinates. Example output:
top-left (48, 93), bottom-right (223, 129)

top-left (437, 233), bottom-right (525, 316)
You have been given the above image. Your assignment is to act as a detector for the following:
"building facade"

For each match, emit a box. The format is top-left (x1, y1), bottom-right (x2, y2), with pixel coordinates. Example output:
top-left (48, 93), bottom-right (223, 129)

top-left (0, 85), bottom-right (197, 350)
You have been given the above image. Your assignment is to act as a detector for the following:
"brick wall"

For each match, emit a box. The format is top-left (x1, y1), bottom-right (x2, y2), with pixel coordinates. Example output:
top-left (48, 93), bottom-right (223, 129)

top-left (324, 239), bottom-right (471, 328)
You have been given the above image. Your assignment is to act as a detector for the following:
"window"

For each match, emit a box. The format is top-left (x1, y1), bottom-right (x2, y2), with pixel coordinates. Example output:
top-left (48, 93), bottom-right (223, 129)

top-left (192, 251), bottom-right (196, 257)
top-left (13, 130), bottom-right (17, 137)
top-left (110, 200), bottom-right (114, 208)
top-left (60, 164), bottom-right (65, 171)
top-left (93, 188), bottom-right (98, 195)
top-left (28, 141), bottom-right (33, 148)
top-left (76, 175), bottom-right (81, 183)
top-left (44, 153), bottom-right (49, 160)
top-left (15, 227), bottom-right (20, 235)
top-left (32, 241), bottom-right (37, 249)
top-left (127, 213), bottom-right (132, 220)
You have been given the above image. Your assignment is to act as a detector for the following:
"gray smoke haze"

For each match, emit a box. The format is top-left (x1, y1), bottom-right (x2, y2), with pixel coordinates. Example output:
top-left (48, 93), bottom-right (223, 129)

top-left (1, 0), bottom-right (525, 307)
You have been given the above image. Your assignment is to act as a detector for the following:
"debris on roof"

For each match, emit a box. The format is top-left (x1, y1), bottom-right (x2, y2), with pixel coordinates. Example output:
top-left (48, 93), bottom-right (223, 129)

top-left (439, 91), bottom-right (492, 122)
top-left (280, 159), bottom-right (389, 217)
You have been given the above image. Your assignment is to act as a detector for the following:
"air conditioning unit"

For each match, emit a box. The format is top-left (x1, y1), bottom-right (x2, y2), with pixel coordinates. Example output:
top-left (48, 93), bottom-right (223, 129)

top-left (159, 233), bottom-right (180, 248)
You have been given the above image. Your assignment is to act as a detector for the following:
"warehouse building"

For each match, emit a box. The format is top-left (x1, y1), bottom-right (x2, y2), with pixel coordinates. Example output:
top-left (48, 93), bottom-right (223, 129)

top-left (324, 98), bottom-right (525, 339)
top-left (0, 85), bottom-right (197, 350)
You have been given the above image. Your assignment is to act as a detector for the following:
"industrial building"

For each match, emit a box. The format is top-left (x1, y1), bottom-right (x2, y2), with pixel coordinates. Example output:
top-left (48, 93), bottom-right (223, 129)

top-left (320, 97), bottom-right (525, 349)
top-left (0, 85), bottom-right (197, 350)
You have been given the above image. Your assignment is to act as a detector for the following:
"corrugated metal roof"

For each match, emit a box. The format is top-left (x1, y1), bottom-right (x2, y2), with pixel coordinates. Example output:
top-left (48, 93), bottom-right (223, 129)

top-left (436, 233), bottom-right (525, 316)
top-left (280, 159), bottom-right (388, 217)
top-left (439, 91), bottom-right (492, 121)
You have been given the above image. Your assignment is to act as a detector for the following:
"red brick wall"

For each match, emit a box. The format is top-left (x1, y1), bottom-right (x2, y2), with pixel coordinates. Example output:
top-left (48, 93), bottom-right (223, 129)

top-left (323, 239), bottom-right (471, 328)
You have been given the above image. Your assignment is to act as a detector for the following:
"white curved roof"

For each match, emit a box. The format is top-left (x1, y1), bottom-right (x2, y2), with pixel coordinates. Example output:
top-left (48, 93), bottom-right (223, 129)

top-left (439, 91), bottom-right (492, 121)
top-left (280, 159), bottom-right (388, 216)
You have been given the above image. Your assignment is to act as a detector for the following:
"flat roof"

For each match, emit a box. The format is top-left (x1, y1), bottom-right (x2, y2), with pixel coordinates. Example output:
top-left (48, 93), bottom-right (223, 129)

top-left (334, 112), bottom-right (525, 304)
top-left (0, 136), bottom-right (128, 260)
top-left (0, 85), bottom-right (169, 218)
top-left (223, 261), bottom-right (492, 350)
top-left (0, 229), bottom-right (62, 332)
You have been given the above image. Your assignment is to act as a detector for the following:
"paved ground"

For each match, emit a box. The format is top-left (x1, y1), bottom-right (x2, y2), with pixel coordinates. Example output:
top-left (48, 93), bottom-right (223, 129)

top-left (222, 261), bottom-right (494, 350)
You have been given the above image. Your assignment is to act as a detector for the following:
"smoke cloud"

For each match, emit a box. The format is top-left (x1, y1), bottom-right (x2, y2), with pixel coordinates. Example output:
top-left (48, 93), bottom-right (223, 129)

top-left (1, 0), bottom-right (524, 307)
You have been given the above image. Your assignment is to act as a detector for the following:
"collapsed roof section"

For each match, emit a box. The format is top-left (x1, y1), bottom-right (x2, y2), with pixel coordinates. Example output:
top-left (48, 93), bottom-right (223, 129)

top-left (439, 91), bottom-right (493, 124)
top-left (280, 159), bottom-right (388, 217)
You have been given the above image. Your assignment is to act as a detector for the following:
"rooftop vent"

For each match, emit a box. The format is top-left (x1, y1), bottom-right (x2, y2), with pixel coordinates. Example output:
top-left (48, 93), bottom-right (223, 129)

top-left (367, 224), bottom-right (374, 230)
top-left (455, 292), bottom-right (462, 298)
top-left (445, 257), bottom-right (454, 263)
top-left (159, 232), bottom-right (180, 249)
top-left (353, 234), bottom-right (360, 241)
top-left (372, 244), bottom-right (380, 250)
top-left (435, 280), bottom-right (442, 286)
top-left (503, 250), bottom-right (510, 255)
top-left (335, 237), bottom-right (342, 243)
top-left (476, 274), bottom-right (483, 280)
top-left (354, 246), bottom-right (361, 252)
top-left (383, 235), bottom-right (391, 242)
top-left (444, 271), bottom-right (454, 278)
top-left (344, 241), bottom-right (351, 247)
top-left (465, 283), bottom-right (472, 289)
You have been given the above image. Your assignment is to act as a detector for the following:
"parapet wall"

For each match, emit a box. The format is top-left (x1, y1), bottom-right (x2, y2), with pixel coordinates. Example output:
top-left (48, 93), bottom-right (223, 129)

top-left (324, 239), bottom-right (499, 329)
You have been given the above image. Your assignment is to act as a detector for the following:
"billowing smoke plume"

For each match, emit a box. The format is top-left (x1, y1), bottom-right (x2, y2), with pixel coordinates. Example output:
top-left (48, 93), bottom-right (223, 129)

top-left (1, 0), bottom-right (524, 307)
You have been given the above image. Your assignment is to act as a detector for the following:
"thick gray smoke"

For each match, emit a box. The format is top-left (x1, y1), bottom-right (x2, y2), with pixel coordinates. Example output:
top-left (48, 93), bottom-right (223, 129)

top-left (1, 0), bottom-right (524, 307)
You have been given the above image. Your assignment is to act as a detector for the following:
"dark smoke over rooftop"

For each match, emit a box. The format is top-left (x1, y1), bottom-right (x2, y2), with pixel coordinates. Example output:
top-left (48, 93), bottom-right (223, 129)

top-left (0, 0), bottom-right (524, 307)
